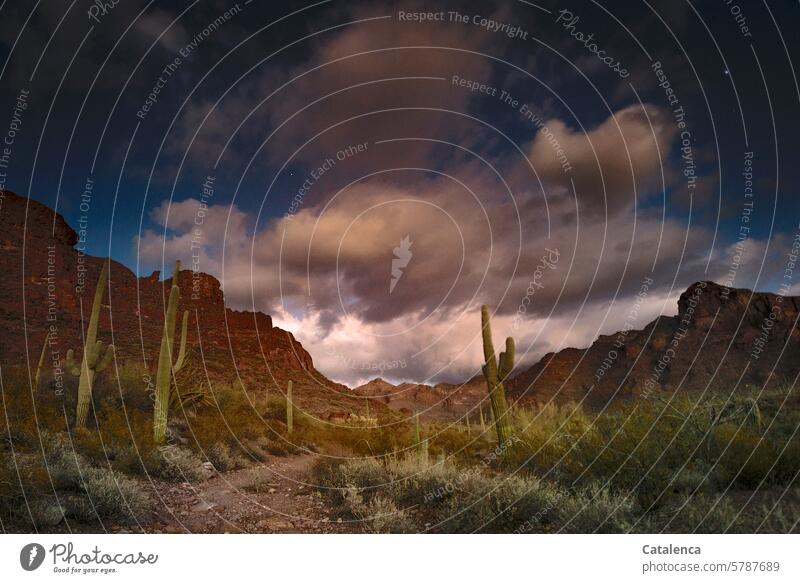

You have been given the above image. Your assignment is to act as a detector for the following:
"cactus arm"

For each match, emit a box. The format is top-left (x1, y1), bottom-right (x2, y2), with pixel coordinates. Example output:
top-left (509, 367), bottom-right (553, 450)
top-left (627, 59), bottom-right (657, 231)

top-left (90, 340), bottom-right (104, 368)
top-left (498, 337), bottom-right (515, 380)
top-left (35, 333), bottom-right (49, 387)
top-left (174, 310), bottom-right (189, 373)
top-left (85, 260), bottom-right (108, 356)
top-left (95, 343), bottom-right (114, 372)
top-left (65, 349), bottom-right (80, 376)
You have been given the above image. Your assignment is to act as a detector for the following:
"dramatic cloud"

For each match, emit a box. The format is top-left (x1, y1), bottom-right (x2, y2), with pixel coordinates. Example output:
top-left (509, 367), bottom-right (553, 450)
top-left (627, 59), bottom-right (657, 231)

top-left (137, 99), bottom-right (757, 385)
top-left (519, 103), bottom-right (677, 218)
top-left (136, 197), bottom-right (251, 277)
top-left (129, 7), bottom-right (776, 386)
top-left (170, 0), bottom-right (498, 172)
top-left (133, 9), bottom-right (189, 52)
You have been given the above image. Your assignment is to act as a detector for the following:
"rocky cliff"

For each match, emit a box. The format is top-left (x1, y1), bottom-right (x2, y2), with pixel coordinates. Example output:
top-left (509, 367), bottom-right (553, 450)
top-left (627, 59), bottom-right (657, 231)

top-left (507, 280), bottom-right (800, 405)
top-left (353, 376), bottom-right (489, 421)
top-left (357, 280), bottom-right (800, 417)
top-left (0, 190), bottom-right (357, 417)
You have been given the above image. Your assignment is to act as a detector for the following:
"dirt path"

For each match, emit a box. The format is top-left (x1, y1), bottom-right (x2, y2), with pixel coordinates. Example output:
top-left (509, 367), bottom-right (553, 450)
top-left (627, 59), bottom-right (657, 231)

top-left (130, 454), bottom-right (355, 534)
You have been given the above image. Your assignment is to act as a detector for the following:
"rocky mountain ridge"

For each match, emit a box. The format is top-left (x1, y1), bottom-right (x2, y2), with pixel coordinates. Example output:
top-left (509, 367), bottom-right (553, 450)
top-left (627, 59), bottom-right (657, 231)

top-left (356, 280), bottom-right (800, 417)
top-left (506, 280), bottom-right (800, 406)
top-left (0, 190), bottom-right (359, 418)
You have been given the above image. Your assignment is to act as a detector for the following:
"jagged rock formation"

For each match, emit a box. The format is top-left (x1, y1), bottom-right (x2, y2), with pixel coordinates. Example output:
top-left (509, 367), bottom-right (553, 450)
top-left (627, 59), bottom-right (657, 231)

top-left (353, 376), bottom-right (489, 421)
top-left (7, 190), bottom-right (797, 420)
top-left (507, 280), bottom-right (800, 406)
top-left (357, 280), bottom-right (800, 416)
top-left (0, 190), bottom-right (357, 417)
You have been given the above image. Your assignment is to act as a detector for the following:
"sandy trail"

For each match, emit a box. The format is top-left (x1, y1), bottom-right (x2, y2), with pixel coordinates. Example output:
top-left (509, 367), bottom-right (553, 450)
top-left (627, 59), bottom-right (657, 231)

top-left (132, 454), bottom-right (355, 534)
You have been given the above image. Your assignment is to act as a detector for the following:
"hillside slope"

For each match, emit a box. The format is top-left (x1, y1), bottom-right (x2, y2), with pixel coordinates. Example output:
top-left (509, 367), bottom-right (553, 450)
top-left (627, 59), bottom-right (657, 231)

top-left (508, 281), bottom-right (800, 405)
top-left (0, 190), bottom-right (362, 419)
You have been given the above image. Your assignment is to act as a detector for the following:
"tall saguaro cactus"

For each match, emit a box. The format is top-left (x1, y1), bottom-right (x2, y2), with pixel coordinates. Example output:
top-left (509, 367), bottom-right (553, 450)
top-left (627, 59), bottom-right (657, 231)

top-left (480, 305), bottom-right (514, 449)
top-left (286, 380), bottom-right (294, 433)
top-left (153, 261), bottom-right (189, 444)
top-left (67, 260), bottom-right (114, 428)
top-left (35, 332), bottom-right (50, 389)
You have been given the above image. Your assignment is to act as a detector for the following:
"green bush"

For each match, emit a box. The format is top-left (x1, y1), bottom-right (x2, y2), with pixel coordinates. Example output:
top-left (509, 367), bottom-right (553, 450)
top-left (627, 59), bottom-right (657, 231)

top-left (74, 467), bottom-right (151, 524)
top-left (315, 456), bottom-right (637, 533)
top-left (149, 446), bottom-right (203, 482)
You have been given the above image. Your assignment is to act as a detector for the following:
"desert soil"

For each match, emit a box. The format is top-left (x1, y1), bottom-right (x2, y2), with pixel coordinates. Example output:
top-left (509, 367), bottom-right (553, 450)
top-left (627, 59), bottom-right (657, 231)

top-left (116, 455), bottom-right (357, 534)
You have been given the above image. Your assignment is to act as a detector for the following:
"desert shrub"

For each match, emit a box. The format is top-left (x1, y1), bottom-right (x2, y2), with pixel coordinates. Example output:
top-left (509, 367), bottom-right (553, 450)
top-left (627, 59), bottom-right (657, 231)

top-left (315, 456), bottom-right (637, 533)
top-left (41, 433), bottom-right (86, 488)
top-left (77, 408), bottom-right (153, 456)
top-left (342, 486), bottom-right (416, 533)
top-left (0, 366), bottom-right (69, 441)
top-left (179, 384), bottom-right (287, 458)
top-left (73, 466), bottom-right (151, 524)
top-left (104, 444), bottom-right (148, 476)
top-left (206, 442), bottom-right (244, 471)
top-left (505, 388), bottom-right (800, 511)
top-left (239, 438), bottom-right (271, 462)
top-left (93, 360), bottom-right (153, 412)
top-left (556, 483), bottom-right (636, 533)
top-left (426, 421), bottom-right (492, 463)
top-left (148, 445), bottom-right (203, 482)
top-left (241, 468), bottom-right (278, 494)
top-left (259, 437), bottom-right (293, 457)
top-left (260, 394), bottom-right (289, 421)
top-left (0, 450), bottom-right (52, 529)
top-left (1, 431), bottom-right (152, 530)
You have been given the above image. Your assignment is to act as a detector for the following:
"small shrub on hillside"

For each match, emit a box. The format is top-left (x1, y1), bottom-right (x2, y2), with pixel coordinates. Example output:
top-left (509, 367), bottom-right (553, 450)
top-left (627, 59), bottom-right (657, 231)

top-left (636, 490), bottom-right (800, 534)
top-left (206, 442), bottom-right (244, 471)
top-left (149, 446), bottom-right (203, 482)
top-left (342, 486), bottom-right (416, 533)
top-left (316, 456), bottom-right (637, 533)
top-left (42, 433), bottom-right (85, 488)
top-left (73, 467), bottom-right (151, 524)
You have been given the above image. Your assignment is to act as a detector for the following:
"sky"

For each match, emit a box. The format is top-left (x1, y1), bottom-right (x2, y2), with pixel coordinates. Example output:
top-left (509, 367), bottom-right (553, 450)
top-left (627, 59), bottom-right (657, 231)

top-left (1, 0), bottom-right (799, 386)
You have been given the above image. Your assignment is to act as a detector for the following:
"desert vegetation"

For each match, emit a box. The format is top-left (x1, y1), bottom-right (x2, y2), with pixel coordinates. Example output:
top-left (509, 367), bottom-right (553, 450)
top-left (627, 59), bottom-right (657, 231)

top-left (2, 298), bottom-right (799, 534)
top-left (315, 386), bottom-right (800, 533)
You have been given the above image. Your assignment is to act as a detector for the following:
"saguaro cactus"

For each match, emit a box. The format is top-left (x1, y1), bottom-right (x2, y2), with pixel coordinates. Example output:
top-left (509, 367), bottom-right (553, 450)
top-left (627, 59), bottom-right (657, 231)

top-left (66, 260), bottom-right (114, 428)
top-left (286, 380), bottom-right (294, 433)
top-left (153, 261), bottom-right (189, 444)
top-left (34, 332), bottom-right (50, 389)
top-left (480, 305), bottom-right (514, 449)
top-left (479, 406), bottom-right (487, 434)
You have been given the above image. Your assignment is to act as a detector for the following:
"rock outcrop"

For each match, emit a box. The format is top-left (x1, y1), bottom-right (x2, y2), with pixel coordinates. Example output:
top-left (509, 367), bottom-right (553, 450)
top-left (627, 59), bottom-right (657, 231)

top-left (357, 280), bottom-right (800, 416)
top-left (0, 190), bottom-right (356, 416)
top-left (508, 280), bottom-right (800, 406)
top-left (353, 376), bottom-right (489, 421)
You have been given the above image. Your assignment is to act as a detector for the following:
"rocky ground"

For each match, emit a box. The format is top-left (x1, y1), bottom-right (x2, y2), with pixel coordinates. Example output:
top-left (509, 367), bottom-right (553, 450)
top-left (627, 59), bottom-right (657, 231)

top-left (115, 455), bottom-right (358, 534)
